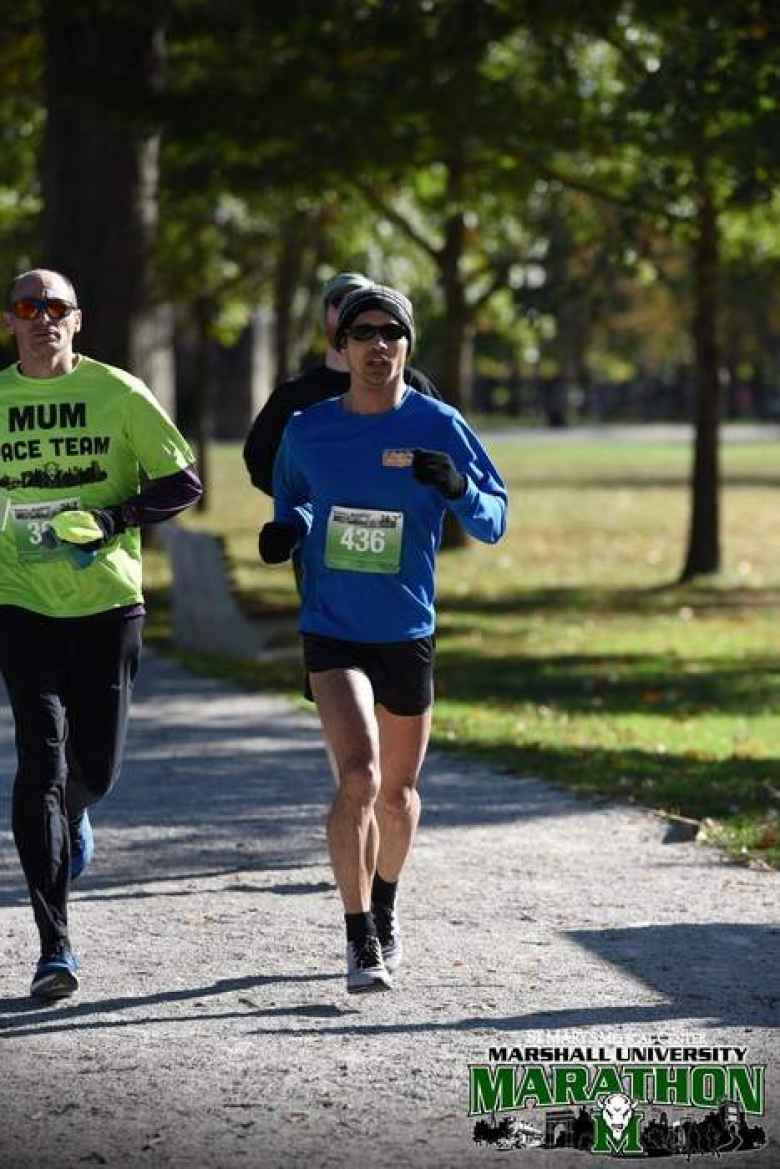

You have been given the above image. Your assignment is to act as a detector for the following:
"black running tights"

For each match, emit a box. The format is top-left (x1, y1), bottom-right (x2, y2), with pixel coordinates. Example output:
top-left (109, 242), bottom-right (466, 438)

top-left (0, 608), bottom-right (142, 954)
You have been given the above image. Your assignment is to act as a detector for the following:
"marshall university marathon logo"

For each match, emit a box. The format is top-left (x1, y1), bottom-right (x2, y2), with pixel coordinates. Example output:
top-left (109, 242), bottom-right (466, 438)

top-left (468, 1044), bottom-right (768, 1157)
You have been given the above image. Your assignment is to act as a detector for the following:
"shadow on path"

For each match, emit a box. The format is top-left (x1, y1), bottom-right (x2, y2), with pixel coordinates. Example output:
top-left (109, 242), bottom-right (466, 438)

top-left (0, 972), bottom-right (343, 1037)
top-left (1, 923), bottom-right (775, 1040)
top-left (0, 651), bottom-right (586, 905)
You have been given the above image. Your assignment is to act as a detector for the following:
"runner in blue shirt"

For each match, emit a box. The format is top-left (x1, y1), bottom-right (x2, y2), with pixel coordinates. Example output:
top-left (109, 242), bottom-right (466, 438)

top-left (260, 285), bottom-right (507, 993)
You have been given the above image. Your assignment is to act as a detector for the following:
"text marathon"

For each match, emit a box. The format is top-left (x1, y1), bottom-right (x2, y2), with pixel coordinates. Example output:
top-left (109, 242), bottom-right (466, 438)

top-left (469, 1063), bottom-right (765, 1115)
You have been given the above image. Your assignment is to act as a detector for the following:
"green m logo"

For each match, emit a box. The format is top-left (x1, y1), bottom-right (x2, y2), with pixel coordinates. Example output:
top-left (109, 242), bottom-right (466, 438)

top-left (592, 1093), bottom-right (644, 1155)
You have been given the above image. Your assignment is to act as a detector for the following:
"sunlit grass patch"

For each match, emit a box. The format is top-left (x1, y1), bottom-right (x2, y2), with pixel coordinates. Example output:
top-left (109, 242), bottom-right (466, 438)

top-left (147, 436), bottom-right (780, 869)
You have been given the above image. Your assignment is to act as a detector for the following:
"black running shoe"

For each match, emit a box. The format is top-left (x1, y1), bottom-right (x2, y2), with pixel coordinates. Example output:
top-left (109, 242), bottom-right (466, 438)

top-left (346, 935), bottom-right (392, 994)
top-left (373, 901), bottom-right (402, 973)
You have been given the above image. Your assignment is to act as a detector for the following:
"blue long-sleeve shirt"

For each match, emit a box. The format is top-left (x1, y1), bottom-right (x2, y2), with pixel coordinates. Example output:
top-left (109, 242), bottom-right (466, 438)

top-left (273, 387), bottom-right (507, 642)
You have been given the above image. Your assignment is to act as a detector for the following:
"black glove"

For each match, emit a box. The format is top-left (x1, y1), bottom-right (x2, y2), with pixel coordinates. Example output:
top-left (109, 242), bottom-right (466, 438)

top-left (412, 449), bottom-right (466, 500)
top-left (259, 521), bottom-right (298, 564)
top-left (94, 505), bottom-right (125, 537)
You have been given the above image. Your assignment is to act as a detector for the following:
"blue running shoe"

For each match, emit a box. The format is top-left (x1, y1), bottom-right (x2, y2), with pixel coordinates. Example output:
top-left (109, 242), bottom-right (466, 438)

top-left (69, 810), bottom-right (94, 880)
top-left (30, 947), bottom-right (80, 999)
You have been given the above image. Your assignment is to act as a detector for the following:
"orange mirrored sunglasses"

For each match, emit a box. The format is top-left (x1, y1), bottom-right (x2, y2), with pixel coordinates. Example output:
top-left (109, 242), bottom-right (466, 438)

top-left (10, 297), bottom-right (77, 321)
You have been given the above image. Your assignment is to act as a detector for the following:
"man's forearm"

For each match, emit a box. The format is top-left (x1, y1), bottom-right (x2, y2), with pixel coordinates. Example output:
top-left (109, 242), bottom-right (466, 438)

top-left (115, 465), bottom-right (203, 527)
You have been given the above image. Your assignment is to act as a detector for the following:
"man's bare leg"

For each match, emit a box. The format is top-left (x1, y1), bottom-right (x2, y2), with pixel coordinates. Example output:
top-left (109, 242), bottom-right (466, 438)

top-left (371, 703), bottom-right (431, 972)
top-left (321, 722), bottom-right (378, 894)
top-left (374, 704), bottom-right (430, 881)
top-left (310, 668), bottom-right (390, 992)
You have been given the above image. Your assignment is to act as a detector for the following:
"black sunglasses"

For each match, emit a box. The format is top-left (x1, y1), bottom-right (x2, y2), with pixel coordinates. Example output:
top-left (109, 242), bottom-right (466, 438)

top-left (347, 323), bottom-right (406, 343)
top-left (10, 297), bottom-right (78, 321)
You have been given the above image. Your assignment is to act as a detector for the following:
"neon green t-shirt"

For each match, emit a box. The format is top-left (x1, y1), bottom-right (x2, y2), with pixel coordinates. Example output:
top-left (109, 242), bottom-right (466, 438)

top-left (0, 354), bottom-right (195, 617)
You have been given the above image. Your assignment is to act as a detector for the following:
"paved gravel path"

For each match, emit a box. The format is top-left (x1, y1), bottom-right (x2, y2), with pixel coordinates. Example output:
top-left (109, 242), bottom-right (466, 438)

top-left (1, 650), bottom-right (778, 1168)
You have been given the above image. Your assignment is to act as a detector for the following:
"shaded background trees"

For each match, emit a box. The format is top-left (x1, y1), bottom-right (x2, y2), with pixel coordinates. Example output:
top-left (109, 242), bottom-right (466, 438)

top-left (2, 0), bottom-right (780, 575)
top-left (42, 2), bottom-right (169, 393)
top-left (596, 0), bottom-right (780, 578)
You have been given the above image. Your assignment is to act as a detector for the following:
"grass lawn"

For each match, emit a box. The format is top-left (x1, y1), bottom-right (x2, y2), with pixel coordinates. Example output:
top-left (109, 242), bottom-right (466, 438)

top-left (144, 432), bottom-right (780, 869)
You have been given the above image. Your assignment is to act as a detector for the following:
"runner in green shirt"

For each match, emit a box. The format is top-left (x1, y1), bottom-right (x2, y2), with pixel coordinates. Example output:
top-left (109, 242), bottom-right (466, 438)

top-left (0, 268), bottom-right (202, 999)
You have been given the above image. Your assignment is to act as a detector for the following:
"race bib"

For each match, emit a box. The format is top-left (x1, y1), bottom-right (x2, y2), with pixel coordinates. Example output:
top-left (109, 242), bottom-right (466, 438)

top-left (325, 506), bottom-right (404, 574)
top-left (11, 497), bottom-right (80, 563)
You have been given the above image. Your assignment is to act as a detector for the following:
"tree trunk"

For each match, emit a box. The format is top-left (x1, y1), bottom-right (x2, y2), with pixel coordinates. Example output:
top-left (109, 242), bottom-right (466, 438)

top-left (439, 201), bottom-right (473, 550)
top-left (440, 210), bottom-right (474, 412)
top-left (191, 298), bottom-right (216, 511)
top-left (42, 5), bottom-right (164, 370)
top-left (272, 215), bottom-right (306, 386)
top-left (680, 171), bottom-right (721, 582)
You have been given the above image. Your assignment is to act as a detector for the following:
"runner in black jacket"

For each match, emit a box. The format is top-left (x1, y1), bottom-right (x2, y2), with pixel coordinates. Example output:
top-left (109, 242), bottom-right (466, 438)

top-left (243, 272), bottom-right (440, 495)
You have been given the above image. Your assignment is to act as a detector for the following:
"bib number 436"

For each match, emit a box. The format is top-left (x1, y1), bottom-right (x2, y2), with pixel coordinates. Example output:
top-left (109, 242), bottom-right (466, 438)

top-left (340, 525), bottom-right (386, 554)
top-left (325, 506), bottom-right (403, 574)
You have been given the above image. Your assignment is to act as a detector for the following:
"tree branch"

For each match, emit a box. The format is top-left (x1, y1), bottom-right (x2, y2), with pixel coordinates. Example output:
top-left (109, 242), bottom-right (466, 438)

top-left (471, 261), bottom-right (513, 310)
top-left (351, 179), bottom-right (440, 262)
top-left (511, 150), bottom-right (687, 226)
top-left (468, 252), bottom-right (536, 283)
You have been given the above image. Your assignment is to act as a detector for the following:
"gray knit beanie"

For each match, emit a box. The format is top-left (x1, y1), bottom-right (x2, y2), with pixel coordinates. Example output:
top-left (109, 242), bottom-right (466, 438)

top-left (321, 271), bottom-right (372, 313)
top-left (335, 284), bottom-right (415, 353)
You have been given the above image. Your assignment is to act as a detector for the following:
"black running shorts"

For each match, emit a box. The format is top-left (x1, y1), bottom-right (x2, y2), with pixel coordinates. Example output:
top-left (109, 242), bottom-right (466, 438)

top-left (302, 632), bottom-right (434, 716)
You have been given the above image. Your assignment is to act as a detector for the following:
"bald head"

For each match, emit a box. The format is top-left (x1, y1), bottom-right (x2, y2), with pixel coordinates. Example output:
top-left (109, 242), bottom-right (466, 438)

top-left (4, 267), bottom-right (82, 377)
top-left (8, 268), bottom-right (78, 307)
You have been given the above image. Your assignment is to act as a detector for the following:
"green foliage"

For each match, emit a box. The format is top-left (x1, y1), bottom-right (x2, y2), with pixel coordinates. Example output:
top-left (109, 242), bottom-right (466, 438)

top-left (592, 2), bottom-right (780, 216)
top-left (162, 3), bottom-right (631, 383)
top-left (4, 3), bottom-right (780, 403)
top-left (0, 21), bottom-right (43, 295)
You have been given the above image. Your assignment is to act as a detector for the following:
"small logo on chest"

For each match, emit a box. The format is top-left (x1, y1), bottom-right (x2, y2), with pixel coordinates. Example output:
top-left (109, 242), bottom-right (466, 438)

top-left (382, 449), bottom-right (414, 468)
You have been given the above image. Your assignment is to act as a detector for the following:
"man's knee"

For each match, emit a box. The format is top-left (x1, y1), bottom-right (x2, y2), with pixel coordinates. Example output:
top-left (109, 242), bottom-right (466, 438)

top-left (14, 743), bottom-right (67, 794)
top-left (70, 753), bottom-right (122, 802)
top-left (337, 757), bottom-right (381, 809)
top-left (378, 779), bottom-right (419, 817)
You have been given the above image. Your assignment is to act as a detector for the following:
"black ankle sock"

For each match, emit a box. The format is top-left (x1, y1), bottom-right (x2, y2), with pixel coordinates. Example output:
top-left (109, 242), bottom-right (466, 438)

top-left (345, 911), bottom-right (375, 944)
top-left (371, 872), bottom-right (398, 909)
